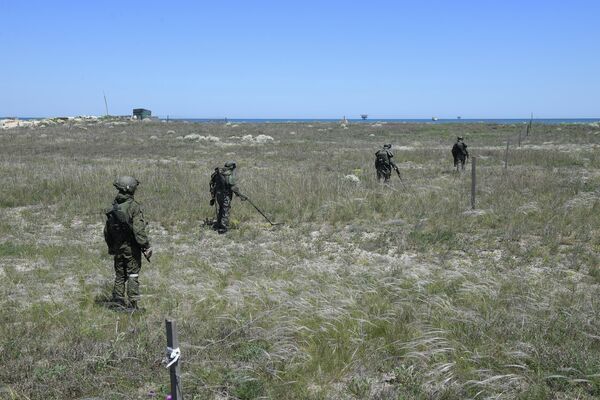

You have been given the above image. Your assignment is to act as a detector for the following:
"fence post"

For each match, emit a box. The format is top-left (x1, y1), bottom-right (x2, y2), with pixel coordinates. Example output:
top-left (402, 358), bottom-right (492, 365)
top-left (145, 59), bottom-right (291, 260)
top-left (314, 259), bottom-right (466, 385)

top-left (166, 319), bottom-right (183, 400)
top-left (471, 157), bottom-right (476, 209)
top-left (518, 127), bottom-right (522, 147)
top-left (504, 139), bottom-right (510, 169)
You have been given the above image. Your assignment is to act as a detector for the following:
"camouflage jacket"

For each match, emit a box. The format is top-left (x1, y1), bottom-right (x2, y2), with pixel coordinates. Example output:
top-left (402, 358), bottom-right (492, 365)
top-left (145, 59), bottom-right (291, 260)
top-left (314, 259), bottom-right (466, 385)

top-left (104, 193), bottom-right (150, 254)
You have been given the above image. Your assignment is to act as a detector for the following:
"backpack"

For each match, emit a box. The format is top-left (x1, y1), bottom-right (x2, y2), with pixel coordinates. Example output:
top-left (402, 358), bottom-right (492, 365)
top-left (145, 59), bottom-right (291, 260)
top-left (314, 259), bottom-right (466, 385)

top-left (210, 168), bottom-right (235, 193)
top-left (375, 149), bottom-right (390, 164)
top-left (105, 202), bottom-right (133, 252)
top-left (452, 142), bottom-right (465, 155)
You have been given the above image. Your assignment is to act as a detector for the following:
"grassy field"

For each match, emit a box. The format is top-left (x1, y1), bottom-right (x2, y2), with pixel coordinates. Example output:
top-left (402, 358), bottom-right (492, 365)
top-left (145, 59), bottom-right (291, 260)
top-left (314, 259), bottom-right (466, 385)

top-left (1, 119), bottom-right (600, 399)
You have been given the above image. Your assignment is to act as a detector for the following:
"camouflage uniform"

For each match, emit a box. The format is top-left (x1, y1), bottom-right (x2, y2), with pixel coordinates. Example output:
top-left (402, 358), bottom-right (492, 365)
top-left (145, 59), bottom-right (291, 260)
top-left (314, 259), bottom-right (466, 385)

top-left (375, 144), bottom-right (399, 182)
top-left (104, 179), bottom-right (151, 309)
top-left (452, 137), bottom-right (469, 170)
top-left (210, 162), bottom-right (245, 234)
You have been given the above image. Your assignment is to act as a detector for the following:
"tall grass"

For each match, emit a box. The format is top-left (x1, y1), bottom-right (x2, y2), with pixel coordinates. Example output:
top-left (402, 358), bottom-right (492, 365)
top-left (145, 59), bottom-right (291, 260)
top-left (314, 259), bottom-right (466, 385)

top-left (0, 120), bottom-right (599, 398)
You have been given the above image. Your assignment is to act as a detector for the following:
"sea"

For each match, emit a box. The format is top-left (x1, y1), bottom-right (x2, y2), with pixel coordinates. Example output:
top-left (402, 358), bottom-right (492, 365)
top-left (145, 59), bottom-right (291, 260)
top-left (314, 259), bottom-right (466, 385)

top-left (11, 117), bottom-right (600, 125)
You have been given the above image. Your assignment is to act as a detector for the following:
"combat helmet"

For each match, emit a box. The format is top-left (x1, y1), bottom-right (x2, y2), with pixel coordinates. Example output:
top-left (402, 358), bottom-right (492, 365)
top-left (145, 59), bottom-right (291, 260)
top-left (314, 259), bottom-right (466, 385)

top-left (383, 144), bottom-right (392, 149)
top-left (457, 136), bottom-right (464, 141)
top-left (224, 160), bottom-right (237, 169)
top-left (113, 176), bottom-right (140, 194)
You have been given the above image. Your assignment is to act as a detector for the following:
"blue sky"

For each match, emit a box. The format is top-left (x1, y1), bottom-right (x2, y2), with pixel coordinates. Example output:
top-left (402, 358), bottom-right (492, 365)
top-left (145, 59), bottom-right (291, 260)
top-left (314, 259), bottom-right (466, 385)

top-left (1, 0), bottom-right (598, 118)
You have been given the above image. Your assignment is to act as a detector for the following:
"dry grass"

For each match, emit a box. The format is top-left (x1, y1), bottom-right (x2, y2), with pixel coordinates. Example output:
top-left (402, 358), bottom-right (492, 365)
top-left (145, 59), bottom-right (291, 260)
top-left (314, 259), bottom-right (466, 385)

top-left (0, 119), bottom-right (600, 399)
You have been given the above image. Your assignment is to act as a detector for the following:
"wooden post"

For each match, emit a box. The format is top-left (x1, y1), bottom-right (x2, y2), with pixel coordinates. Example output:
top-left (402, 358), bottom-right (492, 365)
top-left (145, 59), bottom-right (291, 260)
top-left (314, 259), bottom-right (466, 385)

top-left (166, 319), bottom-right (183, 400)
top-left (504, 139), bottom-right (510, 169)
top-left (518, 126), bottom-right (522, 147)
top-left (471, 157), bottom-right (476, 209)
top-left (103, 91), bottom-right (109, 117)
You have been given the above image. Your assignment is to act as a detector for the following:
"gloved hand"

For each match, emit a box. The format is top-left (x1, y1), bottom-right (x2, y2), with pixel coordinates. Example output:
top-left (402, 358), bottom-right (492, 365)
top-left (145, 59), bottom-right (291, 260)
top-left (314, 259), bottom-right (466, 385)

top-left (209, 198), bottom-right (215, 206)
top-left (143, 247), bottom-right (153, 260)
top-left (239, 194), bottom-right (248, 201)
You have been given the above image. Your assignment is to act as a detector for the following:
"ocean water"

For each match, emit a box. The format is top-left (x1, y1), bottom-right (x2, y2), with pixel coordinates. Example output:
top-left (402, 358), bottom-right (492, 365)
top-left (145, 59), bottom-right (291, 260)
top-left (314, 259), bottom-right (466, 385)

top-left (12, 117), bottom-right (600, 125)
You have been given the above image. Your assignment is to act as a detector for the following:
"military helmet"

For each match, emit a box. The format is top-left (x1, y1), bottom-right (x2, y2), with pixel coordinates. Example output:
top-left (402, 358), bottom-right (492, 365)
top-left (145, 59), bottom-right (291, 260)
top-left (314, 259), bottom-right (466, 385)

top-left (113, 176), bottom-right (139, 194)
top-left (383, 144), bottom-right (392, 149)
top-left (457, 136), bottom-right (464, 141)
top-left (224, 160), bottom-right (237, 169)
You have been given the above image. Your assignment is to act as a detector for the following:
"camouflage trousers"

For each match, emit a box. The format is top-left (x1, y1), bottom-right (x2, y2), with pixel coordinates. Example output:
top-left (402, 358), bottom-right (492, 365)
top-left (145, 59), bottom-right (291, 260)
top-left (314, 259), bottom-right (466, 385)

top-left (112, 249), bottom-right (142, 304)
top-left (453, 155), bottom-right (466, 170)
top-left (376, 163), bottom-right (392, 182)
top-left (215, 193), bottom-right (232, 232)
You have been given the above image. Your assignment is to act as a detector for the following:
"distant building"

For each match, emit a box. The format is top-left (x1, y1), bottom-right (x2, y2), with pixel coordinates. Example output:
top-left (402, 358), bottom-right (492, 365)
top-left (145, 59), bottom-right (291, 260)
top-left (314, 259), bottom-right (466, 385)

top-left (133, 109), bottom-right (152, 120)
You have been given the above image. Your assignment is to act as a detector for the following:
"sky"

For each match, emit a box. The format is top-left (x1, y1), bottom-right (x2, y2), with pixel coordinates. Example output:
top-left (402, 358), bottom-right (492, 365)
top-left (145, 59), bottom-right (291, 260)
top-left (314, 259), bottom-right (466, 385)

top-left (1, 0), bottom-right (599, 119)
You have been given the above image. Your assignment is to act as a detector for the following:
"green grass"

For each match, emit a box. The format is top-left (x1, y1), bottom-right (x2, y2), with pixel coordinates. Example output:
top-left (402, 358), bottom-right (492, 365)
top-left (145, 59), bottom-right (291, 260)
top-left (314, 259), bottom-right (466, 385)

top-left (1, 119), bottom-right (600, 398)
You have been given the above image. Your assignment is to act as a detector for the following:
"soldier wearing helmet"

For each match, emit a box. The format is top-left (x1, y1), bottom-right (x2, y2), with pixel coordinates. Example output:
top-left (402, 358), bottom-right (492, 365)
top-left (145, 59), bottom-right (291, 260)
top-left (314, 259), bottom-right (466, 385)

top-left (209, 161), bottom-right (247, 234)
top-left (451, 136), bottom-right (469, 171)
top-left (103, 176), bottom-right (152, 311)
top-left (374, 144), bottom-right (399, 183)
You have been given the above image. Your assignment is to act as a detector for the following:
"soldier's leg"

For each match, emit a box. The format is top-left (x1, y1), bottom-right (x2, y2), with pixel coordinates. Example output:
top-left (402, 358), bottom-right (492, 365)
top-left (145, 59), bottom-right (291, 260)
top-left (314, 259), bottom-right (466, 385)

top-left (125, 251), bottom-right (143, 307)
top-left (215, 201), bottom-right (223, 230)
top-left (112, 255), bottom-right (126, 306)
top-left (383, 165), bottom-right (392, 183)
top-left (219, 195), bottom-right (232, 232)
top-left (216, 193), bottom-right (227, 230)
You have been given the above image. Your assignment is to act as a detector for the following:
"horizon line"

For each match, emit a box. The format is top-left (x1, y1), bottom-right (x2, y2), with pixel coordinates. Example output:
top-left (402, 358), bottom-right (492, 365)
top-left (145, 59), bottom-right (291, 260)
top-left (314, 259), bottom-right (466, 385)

top-left (5, 116), bottom-right (600, 120)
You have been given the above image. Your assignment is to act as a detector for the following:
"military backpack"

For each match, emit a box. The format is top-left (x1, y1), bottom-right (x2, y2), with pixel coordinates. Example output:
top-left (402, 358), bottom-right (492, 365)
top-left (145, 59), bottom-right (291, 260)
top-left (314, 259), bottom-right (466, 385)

top-left (210, 168), bottom-right (235, 193)
top-left (105, 202), bottom-right (133, 253)
top-left (375, 149), bottom-right (391, 164)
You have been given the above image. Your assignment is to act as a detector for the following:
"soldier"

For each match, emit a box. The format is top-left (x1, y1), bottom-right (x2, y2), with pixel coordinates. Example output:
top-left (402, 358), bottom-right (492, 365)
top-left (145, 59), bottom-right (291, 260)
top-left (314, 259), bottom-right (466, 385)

top-left (451, 136), bottom-right (469, 171)
top-left (104, 176), bottom-right (152, 311)
top-left (375, 144), bottom-right (400, 183)
top-left (210, 161), bottom-right (247, 234)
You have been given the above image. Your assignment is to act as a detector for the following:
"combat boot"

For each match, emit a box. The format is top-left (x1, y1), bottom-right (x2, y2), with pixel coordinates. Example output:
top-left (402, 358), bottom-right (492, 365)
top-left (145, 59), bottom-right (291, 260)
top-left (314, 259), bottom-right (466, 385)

top-left (110, 297), bottom-right (127, 310)
top-left (128, 300), bottom-right (145, 313)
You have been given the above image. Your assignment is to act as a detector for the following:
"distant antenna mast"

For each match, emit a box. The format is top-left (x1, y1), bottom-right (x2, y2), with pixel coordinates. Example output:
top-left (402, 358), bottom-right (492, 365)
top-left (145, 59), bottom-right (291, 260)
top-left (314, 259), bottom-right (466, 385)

top-left (103, 91), bottom-right (109, 116)
top-left (526, 112), bottom-right (533, 137)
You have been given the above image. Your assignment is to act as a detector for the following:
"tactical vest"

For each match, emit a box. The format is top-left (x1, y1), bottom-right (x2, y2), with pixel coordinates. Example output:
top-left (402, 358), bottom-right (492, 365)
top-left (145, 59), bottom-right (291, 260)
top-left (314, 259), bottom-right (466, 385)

top-left (105, 201), bottom-right (133, 250)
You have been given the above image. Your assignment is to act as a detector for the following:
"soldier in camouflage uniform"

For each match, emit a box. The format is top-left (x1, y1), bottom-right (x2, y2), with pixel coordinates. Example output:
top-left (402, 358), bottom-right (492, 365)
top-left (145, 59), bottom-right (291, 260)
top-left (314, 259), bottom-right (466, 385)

top-left (210, 161), bottom-right (247, 234)
top-left (104, 176), bottom-right (152, 310)
top-left (375, 144), bottom-right (400, 182)
top-left (451, 136), bottom-right (469, 171)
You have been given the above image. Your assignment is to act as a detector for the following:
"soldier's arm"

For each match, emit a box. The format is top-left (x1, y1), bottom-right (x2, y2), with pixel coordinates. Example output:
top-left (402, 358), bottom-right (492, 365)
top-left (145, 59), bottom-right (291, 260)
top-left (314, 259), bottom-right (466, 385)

top-left (103, 221), bottom-right (114, 254)
top-left (231, 185), bottom-right (247, 200)
top-left (388, 152), bottom-right (399, 170)
top-left (103, 222), bottom-right (109, 244)
top-left (209, 170), bottom-right (218, 197)
top-left (130, 202), bottom-right (151, 250)
top-left (229, 178), bottom-right (247, 200)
